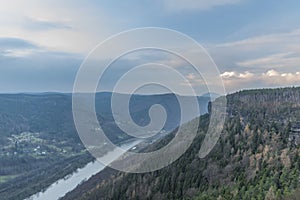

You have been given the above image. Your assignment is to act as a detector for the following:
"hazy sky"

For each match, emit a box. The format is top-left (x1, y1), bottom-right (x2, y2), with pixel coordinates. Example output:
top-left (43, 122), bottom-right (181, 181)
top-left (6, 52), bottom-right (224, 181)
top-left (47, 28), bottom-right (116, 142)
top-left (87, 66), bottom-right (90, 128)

top-left (0, 0), bottom-right (299, 94)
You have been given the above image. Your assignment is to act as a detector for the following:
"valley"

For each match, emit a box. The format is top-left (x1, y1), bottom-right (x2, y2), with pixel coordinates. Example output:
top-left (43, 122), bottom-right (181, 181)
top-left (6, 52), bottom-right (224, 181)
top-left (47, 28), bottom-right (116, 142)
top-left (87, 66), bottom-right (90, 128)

top-left (0, 92), bottom-right (211, 200)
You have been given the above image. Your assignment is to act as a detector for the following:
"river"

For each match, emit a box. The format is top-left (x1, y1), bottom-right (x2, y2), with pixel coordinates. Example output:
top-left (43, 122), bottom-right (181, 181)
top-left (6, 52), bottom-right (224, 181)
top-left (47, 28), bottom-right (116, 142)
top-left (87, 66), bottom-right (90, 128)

top-left (26, 140), bottom-right (141, 200)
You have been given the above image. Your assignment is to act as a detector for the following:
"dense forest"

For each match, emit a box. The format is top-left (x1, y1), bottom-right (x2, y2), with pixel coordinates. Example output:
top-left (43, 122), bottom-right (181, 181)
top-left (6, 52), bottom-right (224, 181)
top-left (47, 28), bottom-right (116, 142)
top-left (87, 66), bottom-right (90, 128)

top-left (63, 87), bottom-right (300, 200)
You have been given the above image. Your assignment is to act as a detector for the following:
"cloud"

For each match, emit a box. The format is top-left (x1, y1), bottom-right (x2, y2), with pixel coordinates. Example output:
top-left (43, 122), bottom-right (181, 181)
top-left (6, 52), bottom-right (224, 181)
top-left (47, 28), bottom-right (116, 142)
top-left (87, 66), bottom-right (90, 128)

top-left (0, 50), bottom-right (82, 93)
top-left (220, 69), bottom-right (300, 92)
top-left (23, 17), bottom-right (72, 31)
top-left (0, 37), bottom-right (37, 49)
top-left (263, 69), bottom-right (280, 77)
top-left (213, 29), bottom-right (300, 69)
top-left (217, 29), bottom-right (300, 48)
top-left (236, 52), bottom-right (300, 69)
top-left (1, 49), bottom-right (37, 57)
top-left (0, 1), bottom-right (122, 54)
top-left (0, 37), bottom-right (82, 59)
top-left (209, 28), bottom-right (300, 76)
top-left (163, 0), bottom-right (241, 12)
top-left (262, 70), bottom-right (300, 85)
top-left (0, 1), bottom-right (298, 94)
top-left (0, 37), bottom-right (40, 57)
top-left (220, 71), bottom-right (254, 79)
top-left (186, 73), bottom-right (196, 80)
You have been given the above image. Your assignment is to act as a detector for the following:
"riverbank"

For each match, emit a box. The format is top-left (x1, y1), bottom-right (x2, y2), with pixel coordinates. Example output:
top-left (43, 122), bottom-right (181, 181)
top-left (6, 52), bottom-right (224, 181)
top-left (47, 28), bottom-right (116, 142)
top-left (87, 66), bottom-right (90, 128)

top-left (26, 140), bottom-right (141, 200)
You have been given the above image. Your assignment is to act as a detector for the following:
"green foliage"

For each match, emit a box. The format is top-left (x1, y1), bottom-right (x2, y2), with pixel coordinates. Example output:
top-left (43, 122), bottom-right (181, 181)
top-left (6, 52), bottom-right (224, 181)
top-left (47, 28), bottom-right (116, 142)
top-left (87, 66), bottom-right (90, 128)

top-left (63, 87), bottom-right (300, 200)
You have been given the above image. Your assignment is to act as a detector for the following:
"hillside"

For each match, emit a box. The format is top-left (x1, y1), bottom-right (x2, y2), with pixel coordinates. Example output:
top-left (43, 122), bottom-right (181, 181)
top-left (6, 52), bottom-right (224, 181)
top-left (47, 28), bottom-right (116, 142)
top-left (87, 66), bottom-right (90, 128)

top-left (0, 92), bottom-right (210, 200)
top-left (62, 87), bottom-right (300, 200)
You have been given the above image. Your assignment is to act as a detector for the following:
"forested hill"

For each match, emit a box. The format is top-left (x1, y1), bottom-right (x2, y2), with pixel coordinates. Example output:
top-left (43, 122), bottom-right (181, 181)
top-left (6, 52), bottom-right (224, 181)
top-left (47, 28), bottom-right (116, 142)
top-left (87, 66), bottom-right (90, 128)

top-left (0, 92), bottom-right (211, 200)
top-left (63, 87), bottom-right (300, 200)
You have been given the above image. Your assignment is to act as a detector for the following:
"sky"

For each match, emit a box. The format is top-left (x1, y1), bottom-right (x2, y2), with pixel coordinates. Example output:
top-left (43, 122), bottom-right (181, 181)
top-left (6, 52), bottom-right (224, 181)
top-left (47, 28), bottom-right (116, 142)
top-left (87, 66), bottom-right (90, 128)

top-left (0, 0), bottom-right (299, 94)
